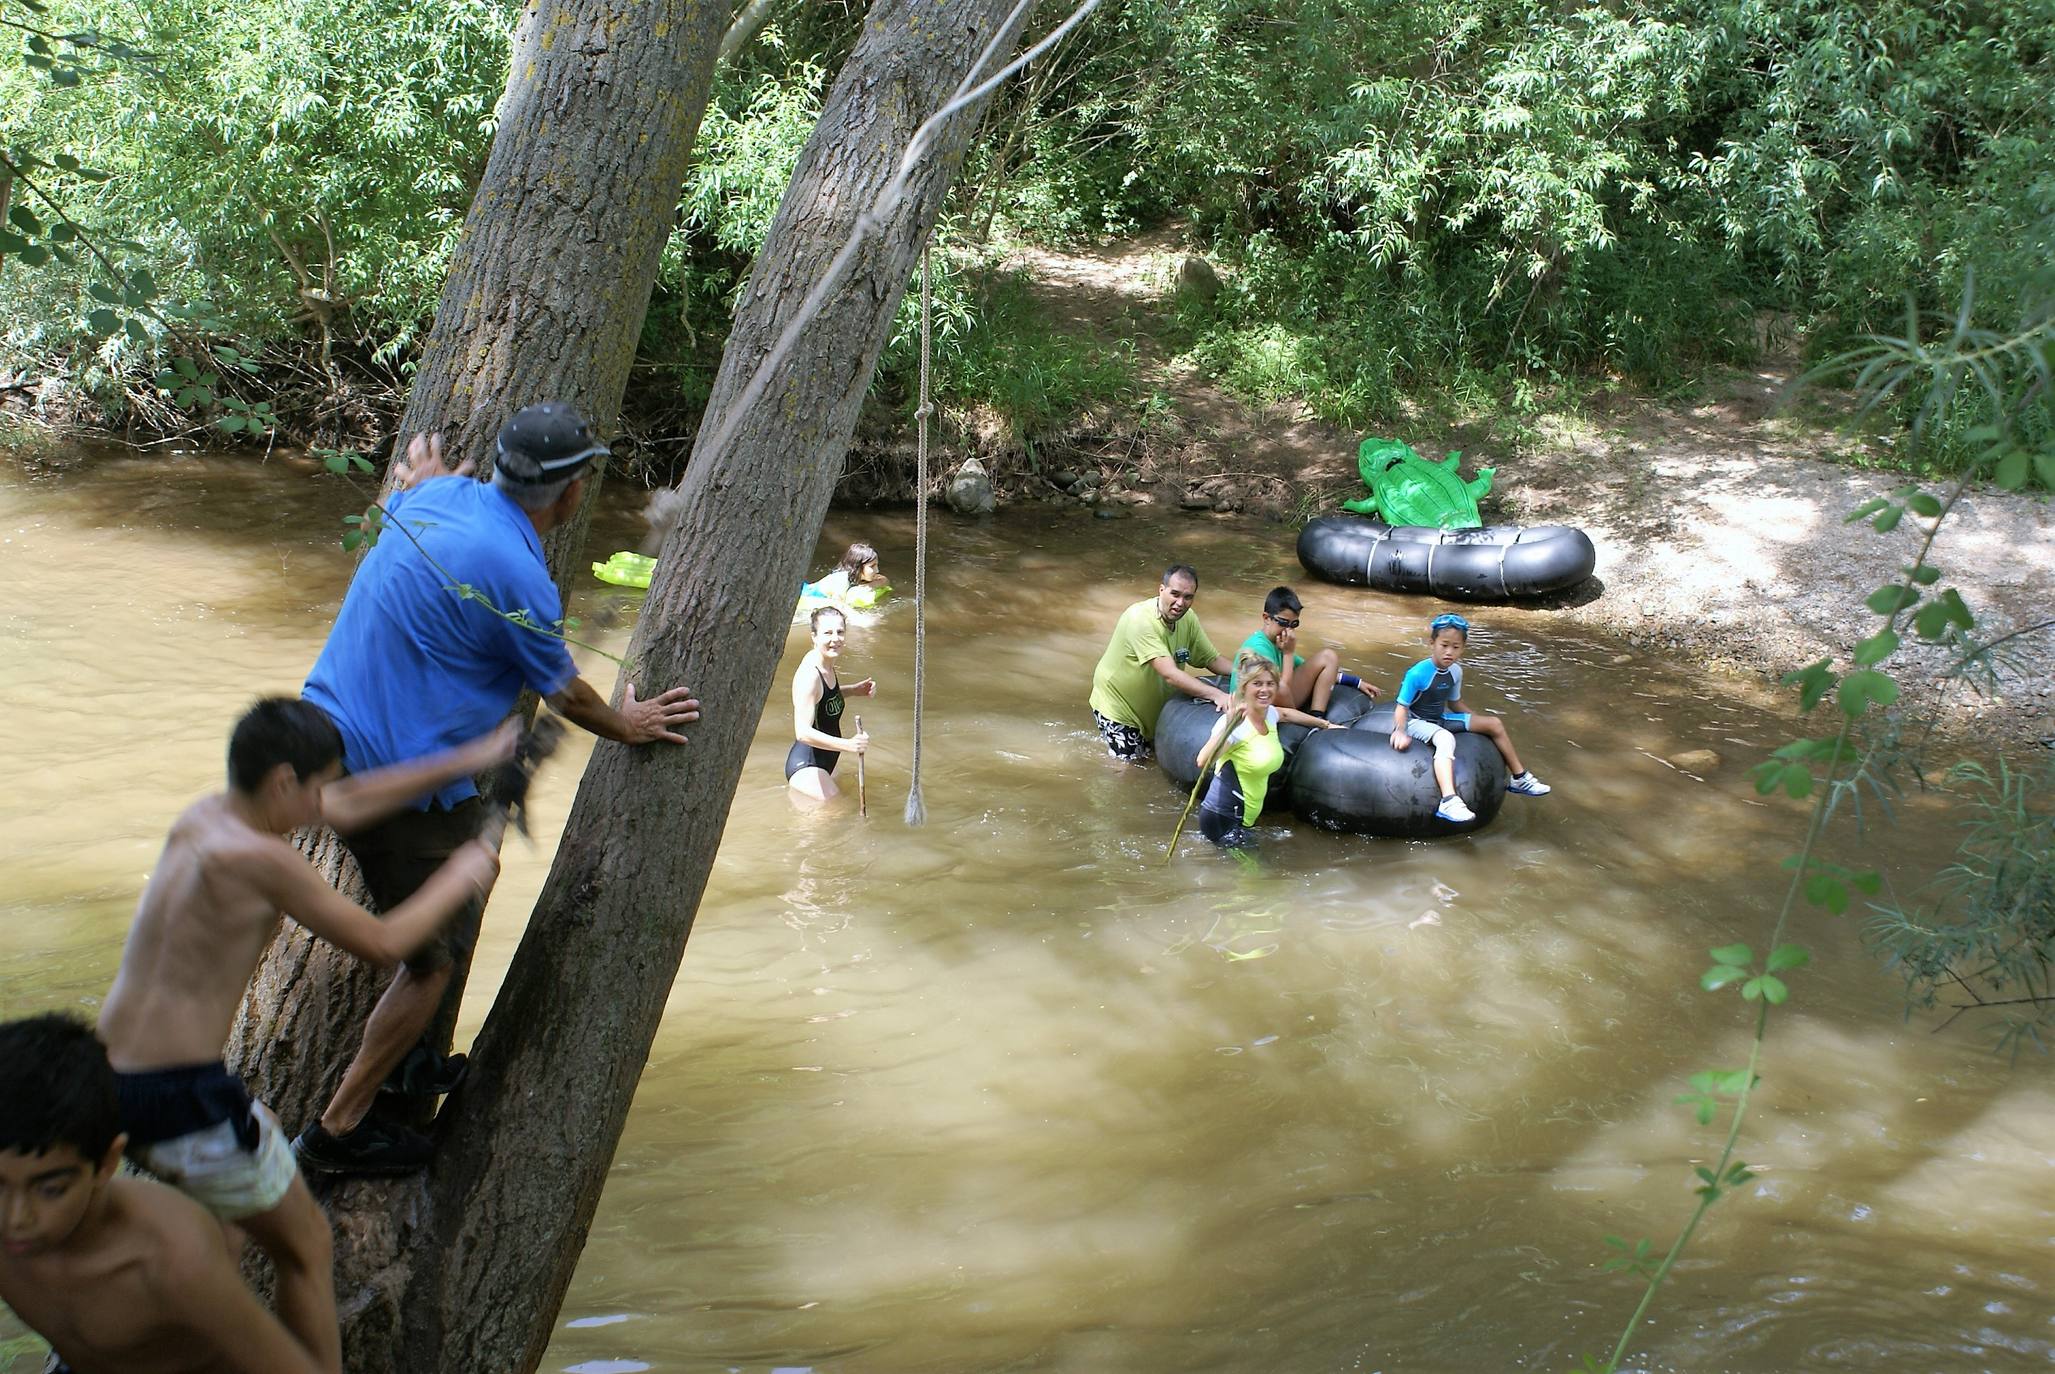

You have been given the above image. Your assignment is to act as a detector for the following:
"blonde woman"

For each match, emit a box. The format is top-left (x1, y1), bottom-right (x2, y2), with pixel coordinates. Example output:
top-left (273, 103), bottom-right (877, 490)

top-left (1193, 654), bottom-right (1343, 846)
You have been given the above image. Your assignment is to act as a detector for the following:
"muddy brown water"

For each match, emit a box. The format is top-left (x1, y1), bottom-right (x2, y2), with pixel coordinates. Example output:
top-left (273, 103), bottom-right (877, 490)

top-left (1, 448), bottom-right (2050, 1374)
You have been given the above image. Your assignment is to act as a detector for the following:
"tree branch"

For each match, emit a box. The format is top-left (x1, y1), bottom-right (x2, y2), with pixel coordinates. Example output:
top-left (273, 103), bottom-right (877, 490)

top-left (718, 0), bottom-right (783, 61)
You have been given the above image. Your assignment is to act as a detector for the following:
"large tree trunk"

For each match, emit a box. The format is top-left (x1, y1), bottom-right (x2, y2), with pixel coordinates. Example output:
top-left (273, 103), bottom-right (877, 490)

top-left (386, 1), bottom-right (1041, 1369)
top-left (223, 0), bottom-right (727, 1361)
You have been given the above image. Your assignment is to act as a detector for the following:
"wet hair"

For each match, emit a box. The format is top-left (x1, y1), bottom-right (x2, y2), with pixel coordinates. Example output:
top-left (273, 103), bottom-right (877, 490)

top-left (1429, 612), bottom-right (1470, 642)
top-left (837, 542), bottom-right (880, 576)
top-left (1263, 586), bottom-right (1303, 618)
top-left (0, 1015), bottom-right (121, 1161)
top-left (1235, 652), bottom-right (1279, 691)
top-left (227, 697), bottom-right (345, 793)
top-left (809, 605), bottom-right (848, 634)
top-left (1162, 563), bottom-right (1200, 589)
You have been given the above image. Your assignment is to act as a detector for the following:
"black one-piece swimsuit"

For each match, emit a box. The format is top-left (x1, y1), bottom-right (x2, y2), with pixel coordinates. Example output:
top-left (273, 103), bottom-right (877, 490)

top-left (783, 668), bottom-right (845, 778)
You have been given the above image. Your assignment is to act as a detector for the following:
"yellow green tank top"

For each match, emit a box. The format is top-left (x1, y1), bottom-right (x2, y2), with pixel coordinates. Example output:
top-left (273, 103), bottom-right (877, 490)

top-left (1217, 708), bottom-right (1285, 823)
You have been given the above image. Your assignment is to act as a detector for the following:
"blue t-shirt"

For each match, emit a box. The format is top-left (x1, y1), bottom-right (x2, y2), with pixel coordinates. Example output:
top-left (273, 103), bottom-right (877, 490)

top-left (1396, 658), bottom-right (1463, 723)
top-left (304, 477), bottom-right (577, 808)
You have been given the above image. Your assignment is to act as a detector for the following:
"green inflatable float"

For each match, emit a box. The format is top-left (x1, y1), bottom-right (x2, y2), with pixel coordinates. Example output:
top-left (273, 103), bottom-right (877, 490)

top-left (591, 551), bottom-right (891, 613)
top-left (1341, 437), bottom-right (1494, 529)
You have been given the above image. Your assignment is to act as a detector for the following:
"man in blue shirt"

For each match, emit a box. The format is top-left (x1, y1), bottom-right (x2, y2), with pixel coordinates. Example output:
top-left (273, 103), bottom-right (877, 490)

top-left (294, 403), bottom-right (701, 1174)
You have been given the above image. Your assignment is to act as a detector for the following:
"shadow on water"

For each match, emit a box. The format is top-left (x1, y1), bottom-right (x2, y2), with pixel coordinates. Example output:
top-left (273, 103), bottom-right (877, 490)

top-left (0, 460), bottom-right (2048, 1374)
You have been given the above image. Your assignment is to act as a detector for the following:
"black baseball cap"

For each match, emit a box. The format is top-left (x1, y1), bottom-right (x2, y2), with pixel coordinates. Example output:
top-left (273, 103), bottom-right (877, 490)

top-left (495, 402), bottom-right (610, 484)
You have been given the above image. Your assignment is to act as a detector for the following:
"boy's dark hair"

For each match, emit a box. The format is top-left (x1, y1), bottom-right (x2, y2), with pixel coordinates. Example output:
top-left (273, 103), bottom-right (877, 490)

top-left (837, 542), bottom-right (880, 575)
top-left (1263, 586), bottom-right (1303, 618)
top-left (1162, 563), bottom-right (1200, 588)
top-left (0, 1014), bottom-right (121, 1160)
top-left (228, 697), bottom-right (345, 793)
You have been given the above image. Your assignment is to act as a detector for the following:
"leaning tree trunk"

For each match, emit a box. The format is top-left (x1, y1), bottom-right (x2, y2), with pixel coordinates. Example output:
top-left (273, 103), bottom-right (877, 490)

top-left (222, 0), bottom-right (727, 1358)
top-left (383, 0), bottom-right (1043, 1368)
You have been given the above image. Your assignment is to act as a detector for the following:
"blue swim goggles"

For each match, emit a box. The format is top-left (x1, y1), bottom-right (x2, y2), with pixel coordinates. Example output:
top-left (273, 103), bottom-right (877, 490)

top-left (1430, 612), bottom-right (1470, 635)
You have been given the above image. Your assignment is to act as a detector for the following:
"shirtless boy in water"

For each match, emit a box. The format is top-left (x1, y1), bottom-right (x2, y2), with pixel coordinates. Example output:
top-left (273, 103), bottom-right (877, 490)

top-left (95, 697), bottom-right (511, 1373)
top-left (0, 1014), bottom-right (326, 1374)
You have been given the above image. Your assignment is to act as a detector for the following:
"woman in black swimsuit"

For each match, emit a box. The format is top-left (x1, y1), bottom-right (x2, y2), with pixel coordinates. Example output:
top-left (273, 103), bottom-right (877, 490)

top-left (786, 605), bottom-right (875, 801)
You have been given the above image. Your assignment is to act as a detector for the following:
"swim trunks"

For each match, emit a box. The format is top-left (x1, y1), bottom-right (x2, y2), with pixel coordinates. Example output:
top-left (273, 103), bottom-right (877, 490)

top-left (1093, 709), bottom-right (1152, 763)
top-left (115, 1062), bottom-right (298, 1221)
top-left (1404, 713), bottom-right (1469, 744)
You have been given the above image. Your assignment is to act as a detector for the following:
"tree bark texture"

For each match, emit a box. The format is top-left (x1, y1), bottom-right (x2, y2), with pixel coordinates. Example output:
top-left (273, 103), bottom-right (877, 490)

top-left (387, 1), bottom-right (1038, 1369)
top-left (395, 0), bottom-right (729, 586)
top-left (222, 0), bottom-right (727, 1364)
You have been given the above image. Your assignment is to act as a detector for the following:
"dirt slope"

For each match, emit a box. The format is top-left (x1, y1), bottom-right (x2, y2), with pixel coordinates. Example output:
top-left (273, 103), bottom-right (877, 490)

top-left (994, 232), bottom-right (2055, 747)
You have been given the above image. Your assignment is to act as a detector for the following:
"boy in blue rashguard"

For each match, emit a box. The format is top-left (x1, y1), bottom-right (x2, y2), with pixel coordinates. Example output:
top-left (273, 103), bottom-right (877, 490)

top-left (1389, 612), bottom-right (1551, 823)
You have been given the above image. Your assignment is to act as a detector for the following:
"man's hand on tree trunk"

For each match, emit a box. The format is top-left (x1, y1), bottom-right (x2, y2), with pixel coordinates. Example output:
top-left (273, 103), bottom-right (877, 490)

top-left (548, 677), bottom-right (701, 746)
top-left (392, 431), bottom-right (476, 490)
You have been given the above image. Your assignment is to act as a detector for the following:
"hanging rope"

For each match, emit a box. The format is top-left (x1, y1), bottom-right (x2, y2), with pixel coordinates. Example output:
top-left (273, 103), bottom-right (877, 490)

top-left (904, 245), bottom-right (933, 827)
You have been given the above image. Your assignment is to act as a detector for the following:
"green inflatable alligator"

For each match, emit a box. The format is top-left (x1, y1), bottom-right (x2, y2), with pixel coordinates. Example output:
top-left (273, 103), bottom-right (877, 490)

top-left (1341, 437), bottom-right (1494, 529)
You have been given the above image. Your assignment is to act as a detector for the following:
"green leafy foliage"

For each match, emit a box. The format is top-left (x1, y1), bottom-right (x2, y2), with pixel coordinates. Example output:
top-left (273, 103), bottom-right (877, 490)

top-left (1866, 757), bottom-right (2055, 1056)
top-left (975, 0), bottom-right (2055, 453)
top-left (1593, 270), bottom-right (2052, 1373)
top-left (2, 0), bottom-right (517, 373)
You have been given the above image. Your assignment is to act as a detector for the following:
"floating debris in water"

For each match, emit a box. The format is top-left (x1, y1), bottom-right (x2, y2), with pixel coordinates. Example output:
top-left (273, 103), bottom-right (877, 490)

top-left (565, 1314), bottom-right (633, 1329)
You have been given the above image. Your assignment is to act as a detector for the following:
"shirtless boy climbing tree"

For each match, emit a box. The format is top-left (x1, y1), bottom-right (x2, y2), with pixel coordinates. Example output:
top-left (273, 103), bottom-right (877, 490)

top-left (93, 697), bottom-right (526, 1372)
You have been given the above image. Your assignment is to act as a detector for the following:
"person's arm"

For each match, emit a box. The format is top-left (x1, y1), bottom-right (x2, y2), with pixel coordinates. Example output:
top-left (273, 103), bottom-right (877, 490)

top-left (1389, 701), bottom-right (1413, 749)
top-left (250, 837), bottom-right (499, 968)
top-left (1390, 662), bottom-right (1428, 749)
top-left (1273, 626), bottom-right (1299, 695)
top-left (1194, 706), bottom-right (1243, 774)
top-left (1151, 656), bottom-right (1231, 711)
top-left (318, 722), bottom-right (519, 835)
top-left (843, 677), bottom-right (877, 698)
top-left (1278, 706), bottom-right (1343, 731)
top-left (160, 1221), bottom-right (331, 1374)
top-left (548, 676), bottom-right (701, 745)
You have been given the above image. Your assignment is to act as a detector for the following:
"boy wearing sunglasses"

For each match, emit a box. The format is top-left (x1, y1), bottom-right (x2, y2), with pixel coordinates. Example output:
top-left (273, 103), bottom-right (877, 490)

top-left (1232, 586), bottom-right (1374, 718)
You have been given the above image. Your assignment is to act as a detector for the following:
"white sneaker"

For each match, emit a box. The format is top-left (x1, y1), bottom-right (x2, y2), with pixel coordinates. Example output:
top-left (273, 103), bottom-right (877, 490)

top-left (1435, 794), bottom-right (1477, 823)
top-left (1507, 771), bottom-right (1552, 797)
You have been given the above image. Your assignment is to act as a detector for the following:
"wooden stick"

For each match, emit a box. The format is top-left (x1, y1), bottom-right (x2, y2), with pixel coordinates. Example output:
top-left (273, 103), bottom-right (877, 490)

top-left (1164, 765), bottom-right (1209, 865)
top-left (854, 714), bottom-right (866, 818)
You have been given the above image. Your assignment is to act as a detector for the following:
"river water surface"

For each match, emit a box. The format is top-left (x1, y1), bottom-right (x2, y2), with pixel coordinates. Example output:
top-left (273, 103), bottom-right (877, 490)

top-left (1, 447), bottom-right (2050, 1373)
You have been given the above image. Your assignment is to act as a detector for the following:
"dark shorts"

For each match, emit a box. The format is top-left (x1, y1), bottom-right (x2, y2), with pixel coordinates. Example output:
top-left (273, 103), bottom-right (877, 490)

top-left (117, 1062), bottom-right (260, 1151)
top-left (338, 797), bottom-right (487, 974)
top-left (784, 739), bottom-right (839, 780)
top-left (1198, 763), bottom-right (1257, 848)
top-left (114, 1062), bottom-right (297, 1220)
top-left (1092, 710), bottom-right (1152, 764)
top-left (1198, 806), bottom-right (1258, 849)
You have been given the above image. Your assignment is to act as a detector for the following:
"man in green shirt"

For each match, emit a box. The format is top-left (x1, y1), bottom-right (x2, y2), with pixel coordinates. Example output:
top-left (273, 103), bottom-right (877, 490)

top-left (1230, 585), bottom-right (1373, 717)
top-left (1089, 564), bottom-right (1234, 762)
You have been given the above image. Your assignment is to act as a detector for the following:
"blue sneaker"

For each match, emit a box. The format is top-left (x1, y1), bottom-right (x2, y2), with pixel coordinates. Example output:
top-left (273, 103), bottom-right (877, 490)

top-left (1435, 794), bottom-right (1477, 823)
top-left (1507, 771), bottom-right (1551, 797)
